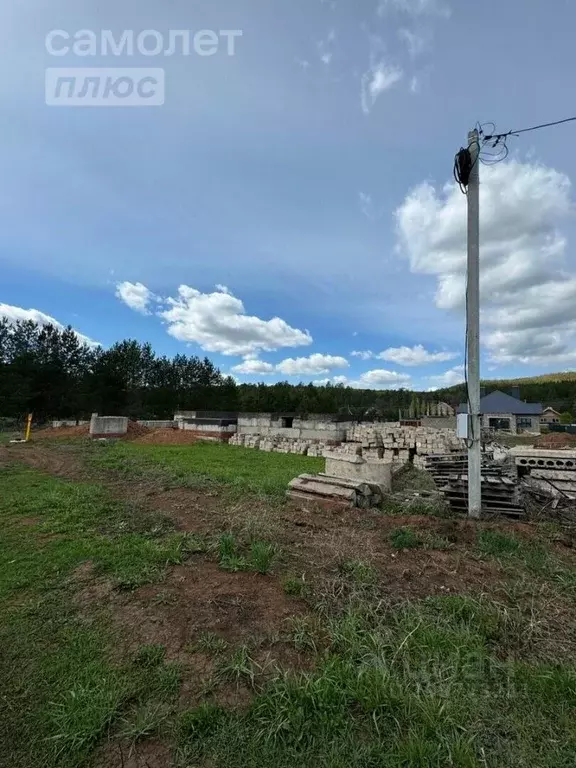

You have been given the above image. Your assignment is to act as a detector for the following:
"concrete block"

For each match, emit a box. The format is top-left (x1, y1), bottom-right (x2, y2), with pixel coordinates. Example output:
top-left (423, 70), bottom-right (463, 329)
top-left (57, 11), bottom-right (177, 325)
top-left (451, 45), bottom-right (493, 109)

top-left (324, 454), bottom-right (392, 492)
top-left (90, 415), bottom-right (128, 438)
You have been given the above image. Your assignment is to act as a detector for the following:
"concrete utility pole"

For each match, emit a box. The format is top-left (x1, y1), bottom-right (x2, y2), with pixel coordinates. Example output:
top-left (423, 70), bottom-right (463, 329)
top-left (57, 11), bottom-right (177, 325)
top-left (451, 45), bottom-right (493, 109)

top-left (467, 129), bottom-right (481, 519)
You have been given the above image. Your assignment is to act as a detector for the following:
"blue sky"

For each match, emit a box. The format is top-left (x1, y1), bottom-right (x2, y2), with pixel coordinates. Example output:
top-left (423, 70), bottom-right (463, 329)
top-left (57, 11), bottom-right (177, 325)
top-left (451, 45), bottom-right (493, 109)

top-left (2, 0), bottom-right (576, 390)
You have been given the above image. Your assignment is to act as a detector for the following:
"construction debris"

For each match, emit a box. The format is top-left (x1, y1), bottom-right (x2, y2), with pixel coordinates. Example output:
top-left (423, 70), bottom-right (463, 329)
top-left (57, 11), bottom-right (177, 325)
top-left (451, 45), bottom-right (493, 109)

top-left (287, 452), bottom-right (391, 509)
top-left (511, 448), bottom-right (576, 500)
top-left (287, 474), bottom-right (381, 509)
top-left (426, 453), bottom-right (524, 518)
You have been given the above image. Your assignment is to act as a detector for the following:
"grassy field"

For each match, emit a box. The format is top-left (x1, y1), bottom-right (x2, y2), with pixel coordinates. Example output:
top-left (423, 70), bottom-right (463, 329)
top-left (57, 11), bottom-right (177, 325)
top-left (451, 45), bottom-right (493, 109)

top-left (89, 441), bottom-right (324, 497)
top-left (2, 440), bottom-right (576, 767)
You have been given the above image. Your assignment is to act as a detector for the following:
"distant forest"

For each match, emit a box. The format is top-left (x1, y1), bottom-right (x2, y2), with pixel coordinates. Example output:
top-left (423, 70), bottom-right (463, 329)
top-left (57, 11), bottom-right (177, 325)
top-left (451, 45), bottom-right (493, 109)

top-left (1, 319), bottom-right (576, 422)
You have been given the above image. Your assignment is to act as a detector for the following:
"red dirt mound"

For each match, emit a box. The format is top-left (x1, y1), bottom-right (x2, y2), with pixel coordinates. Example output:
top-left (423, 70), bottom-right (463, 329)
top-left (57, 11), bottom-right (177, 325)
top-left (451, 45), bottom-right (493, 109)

top-left (125, 421), bottom-right (151, 439)
top-left (34, 424), bottom-right (90, 439)
top-left (534, 432), bottom-right (576, 449)
top-left (132, 428), bottom-right (205, 445)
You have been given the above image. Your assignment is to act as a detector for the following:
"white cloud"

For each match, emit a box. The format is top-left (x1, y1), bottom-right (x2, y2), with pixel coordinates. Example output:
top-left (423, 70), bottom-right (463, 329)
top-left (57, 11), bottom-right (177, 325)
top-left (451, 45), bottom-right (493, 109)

top-left (351, 350), bottom-right (375, 360)
top-left (379, 344), bottom-right (458, 366)
top-left (156, 285), bottom-right (312, 357)
top-left (358, 191), bottom-right (382, 220)
top-left (358, 369), bottom-right (412, 388)
top-left (312, 375), bottom-right (350, 386)
top-left (361, 61), bottom-right (403, 114)
top-left (398, 28), bottom-right (426, 57)
top-left (0, 303), bottom-right (99, 348)
top-left (352, 346), bottom-right (457, 366)
top-left (317, 28), bottom-right (335, 66)
top-left (378, 0), bottom-right (450, 17)
top-left (277, 353), bottom-right (349, 376)
top-left (427, 365), bottom-right (465, 389)
top-left (395, 159), bottom-right (576, 365)
top-left (231, 359), bottom-right (275, 375)
top-left (115, 281), bottom-right (155, 315)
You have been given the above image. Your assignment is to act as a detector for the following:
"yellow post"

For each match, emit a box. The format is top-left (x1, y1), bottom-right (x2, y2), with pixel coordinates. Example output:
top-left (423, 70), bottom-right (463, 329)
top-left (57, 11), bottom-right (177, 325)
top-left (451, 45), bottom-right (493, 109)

top-left (25, 413), bottom-right (33, 442)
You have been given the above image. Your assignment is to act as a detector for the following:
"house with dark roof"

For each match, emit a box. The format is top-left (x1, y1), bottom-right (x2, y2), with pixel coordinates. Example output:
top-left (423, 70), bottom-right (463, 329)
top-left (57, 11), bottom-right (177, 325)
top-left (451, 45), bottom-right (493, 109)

top-left (457, 390), bottom-right (543, 435)
top-left (541, 406), bottom-right (562, 426)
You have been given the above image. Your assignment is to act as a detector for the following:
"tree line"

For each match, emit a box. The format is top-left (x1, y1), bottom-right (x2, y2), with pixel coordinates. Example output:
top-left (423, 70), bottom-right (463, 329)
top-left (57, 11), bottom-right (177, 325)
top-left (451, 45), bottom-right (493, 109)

top-left (1, 319), bottom-right (575, 422)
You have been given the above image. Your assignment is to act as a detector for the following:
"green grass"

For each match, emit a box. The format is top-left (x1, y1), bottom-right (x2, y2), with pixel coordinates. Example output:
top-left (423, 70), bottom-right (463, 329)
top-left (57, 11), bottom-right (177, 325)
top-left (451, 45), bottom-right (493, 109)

top-left (89, 441), bottom-right (323, 497)
top-left (5, 447), bottom-right (576, 768)
top-left (338, 559), bottom-right (378, 585)
top-left (283, 575), bottom-right (309, 598)
top-left (218, 532), bottom-right (278, 574)
top-left (175, 593), bottom-right (576, 768)
top-left (0, 464), bottom-right (188, 768)
top-left (390, 526), bottom-right (422, 549)
top-left (477, 529), bottom-right (576, 600)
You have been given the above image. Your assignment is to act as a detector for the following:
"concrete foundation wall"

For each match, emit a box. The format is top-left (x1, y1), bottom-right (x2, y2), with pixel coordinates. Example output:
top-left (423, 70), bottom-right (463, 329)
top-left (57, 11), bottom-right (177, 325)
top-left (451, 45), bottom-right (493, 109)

top-left (52, 420), bottom-right (89, 428)
top-left (238, 424), bottom-right (346, 440)
top-left (183, 423), bottom-right (237, 434)
top-left (90, 415), bottom-right (128, 437)
top-left (137, 420), bottom-right (175, 429)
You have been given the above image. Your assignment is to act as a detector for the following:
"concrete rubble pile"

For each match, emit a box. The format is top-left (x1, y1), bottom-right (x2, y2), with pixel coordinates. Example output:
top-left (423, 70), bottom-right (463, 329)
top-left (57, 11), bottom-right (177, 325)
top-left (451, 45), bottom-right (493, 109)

top-left (333, 424), bottom-right (464, 469)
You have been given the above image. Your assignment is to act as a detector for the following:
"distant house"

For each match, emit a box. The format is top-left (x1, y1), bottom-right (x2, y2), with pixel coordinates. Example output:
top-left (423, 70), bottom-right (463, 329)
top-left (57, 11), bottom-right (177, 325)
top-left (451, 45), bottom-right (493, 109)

top-left (457, 390), bottom-right (542, 435)
top-left (541, 407), bottom-right (562, 426)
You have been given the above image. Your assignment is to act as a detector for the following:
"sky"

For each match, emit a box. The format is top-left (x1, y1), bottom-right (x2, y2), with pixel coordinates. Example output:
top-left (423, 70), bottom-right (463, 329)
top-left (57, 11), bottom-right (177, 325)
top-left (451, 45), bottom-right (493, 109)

top-left (1, 0), bottom-right (576, 391)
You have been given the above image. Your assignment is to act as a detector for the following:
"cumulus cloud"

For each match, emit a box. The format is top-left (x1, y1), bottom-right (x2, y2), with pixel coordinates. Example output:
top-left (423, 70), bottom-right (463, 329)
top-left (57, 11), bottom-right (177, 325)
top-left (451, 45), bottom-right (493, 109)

top-left (427, 365), bottom-right (465, 389)
top-left (115, 281), bottom-right (155, 315)
top-left (352, 345), bottom-right (457, 366)
top-left (351, 350), bottom-right (375, 361)
top-left (361, 61), bottom-right (403, 114)
top-left (312, 375), bottom-right (350, 386)
top-left (312, 372), bottom-right (409, 389)
top-left (155, 285), bottom-right (312, 357)
top-left (379, 344), bottom-right (457, 366)
top-left (395, 159), bottom-right (576, 365)
top-left (0, 303), bottom-right (99, 347)
top-left (231, 359), bottom-right (275, 375)
top-left (357, 369), bottom-right (412, 388)
top-left (277, 353), bottom-right (349, 376)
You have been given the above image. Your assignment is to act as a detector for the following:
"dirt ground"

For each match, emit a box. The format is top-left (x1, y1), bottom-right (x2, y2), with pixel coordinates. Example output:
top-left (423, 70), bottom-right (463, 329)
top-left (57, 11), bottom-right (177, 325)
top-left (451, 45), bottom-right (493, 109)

top-left (4, 440), bottom-right (576, 723)
top-left (4, 439), bottom-right (576, 768)
top-left (1, 440), bottom-right (548, 607)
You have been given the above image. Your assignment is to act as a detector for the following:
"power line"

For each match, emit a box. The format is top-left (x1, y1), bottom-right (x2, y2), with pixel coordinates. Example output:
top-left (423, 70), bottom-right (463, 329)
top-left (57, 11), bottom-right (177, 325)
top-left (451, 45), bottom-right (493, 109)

top-left (483, 115), bottom-right (576, 141)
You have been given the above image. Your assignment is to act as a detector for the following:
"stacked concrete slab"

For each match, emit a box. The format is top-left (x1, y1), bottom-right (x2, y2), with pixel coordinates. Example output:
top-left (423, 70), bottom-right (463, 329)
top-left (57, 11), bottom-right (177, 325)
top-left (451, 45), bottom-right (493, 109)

top-left (231, 422), bottom-right (464, 464)
top-left (230, 432), bottom-right (338, 456)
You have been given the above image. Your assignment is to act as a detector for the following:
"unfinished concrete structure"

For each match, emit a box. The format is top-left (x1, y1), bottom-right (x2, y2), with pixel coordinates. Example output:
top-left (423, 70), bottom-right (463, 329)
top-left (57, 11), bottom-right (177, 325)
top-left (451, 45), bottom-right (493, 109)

top-left (172, 411), bottom-right (238, 442)
top-left (89, 415), bottom-right (128, 438)
top-left (237, 413), bottom-right (353, 441)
